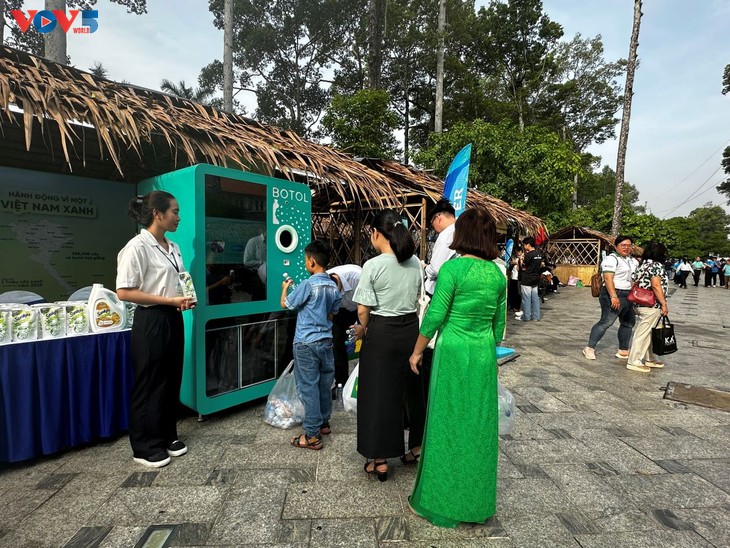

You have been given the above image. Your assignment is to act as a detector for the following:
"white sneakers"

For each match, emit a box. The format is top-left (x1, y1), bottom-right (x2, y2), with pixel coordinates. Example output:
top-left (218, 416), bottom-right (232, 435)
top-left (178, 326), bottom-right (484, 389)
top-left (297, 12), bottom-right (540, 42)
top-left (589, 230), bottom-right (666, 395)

top-left (626, 362), bottom-right (651, 373)
top-left (582, 347), bottom-right (596, 360)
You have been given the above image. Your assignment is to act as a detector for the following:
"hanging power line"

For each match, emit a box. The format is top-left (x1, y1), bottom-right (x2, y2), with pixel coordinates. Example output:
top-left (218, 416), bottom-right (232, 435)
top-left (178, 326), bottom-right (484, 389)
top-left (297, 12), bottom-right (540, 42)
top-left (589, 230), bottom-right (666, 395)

top-left (657, 165), bottom-right (723, 218)
top-left (644, 140), bottom-right (730, 202)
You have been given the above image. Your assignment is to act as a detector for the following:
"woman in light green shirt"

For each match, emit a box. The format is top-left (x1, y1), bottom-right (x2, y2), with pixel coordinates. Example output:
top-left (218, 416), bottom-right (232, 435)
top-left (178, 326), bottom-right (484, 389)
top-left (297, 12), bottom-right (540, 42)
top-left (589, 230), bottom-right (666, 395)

top-left (353, 209), bottom-right (424, 481)
top-left (691, 257), bottom-right (704, 287)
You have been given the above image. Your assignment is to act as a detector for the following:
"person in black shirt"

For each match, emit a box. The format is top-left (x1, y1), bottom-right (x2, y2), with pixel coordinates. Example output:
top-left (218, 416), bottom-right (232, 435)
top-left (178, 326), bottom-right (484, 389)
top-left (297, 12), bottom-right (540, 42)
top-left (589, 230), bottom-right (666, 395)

top-left (519, 237), bottom-right (544, 321)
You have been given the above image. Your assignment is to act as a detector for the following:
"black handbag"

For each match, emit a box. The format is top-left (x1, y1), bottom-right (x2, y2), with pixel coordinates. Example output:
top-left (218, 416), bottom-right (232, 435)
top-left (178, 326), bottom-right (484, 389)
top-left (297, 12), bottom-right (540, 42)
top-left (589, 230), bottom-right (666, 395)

top-left (651, 315), bottom-right (677, 355)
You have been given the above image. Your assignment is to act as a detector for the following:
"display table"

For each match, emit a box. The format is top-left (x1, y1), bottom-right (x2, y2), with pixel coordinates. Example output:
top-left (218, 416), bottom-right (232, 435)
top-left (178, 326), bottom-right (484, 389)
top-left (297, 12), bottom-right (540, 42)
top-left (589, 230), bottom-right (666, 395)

top-left (0, 330), bottom-right (133, 463)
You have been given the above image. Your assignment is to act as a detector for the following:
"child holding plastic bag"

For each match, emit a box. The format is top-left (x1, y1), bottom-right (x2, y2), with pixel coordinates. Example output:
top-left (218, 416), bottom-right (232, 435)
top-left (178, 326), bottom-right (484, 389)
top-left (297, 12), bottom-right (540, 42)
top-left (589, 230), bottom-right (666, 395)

top-left (280, 240), bottom-right (341, 450)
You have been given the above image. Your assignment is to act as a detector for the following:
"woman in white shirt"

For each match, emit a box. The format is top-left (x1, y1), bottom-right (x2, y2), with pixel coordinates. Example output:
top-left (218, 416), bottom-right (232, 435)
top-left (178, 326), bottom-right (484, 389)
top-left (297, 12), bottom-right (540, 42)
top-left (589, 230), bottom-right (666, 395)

top-left (116, 191), bottom-right (195, 468)
top-left (676, 257), bottom-right (693, 289)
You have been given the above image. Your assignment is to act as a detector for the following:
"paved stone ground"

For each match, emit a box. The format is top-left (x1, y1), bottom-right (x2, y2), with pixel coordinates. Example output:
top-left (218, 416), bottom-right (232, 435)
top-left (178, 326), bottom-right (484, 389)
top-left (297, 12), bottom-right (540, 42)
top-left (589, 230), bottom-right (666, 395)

top-left (1, 283), bottom-right (729, 547)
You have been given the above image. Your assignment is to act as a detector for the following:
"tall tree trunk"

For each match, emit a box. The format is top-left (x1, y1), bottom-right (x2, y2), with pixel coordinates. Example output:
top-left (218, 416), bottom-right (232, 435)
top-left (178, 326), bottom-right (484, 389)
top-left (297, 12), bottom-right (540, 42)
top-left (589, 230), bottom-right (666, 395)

top-left (44, 0), bottom-right (67, 64)
top-left (434, 0), bottom-right (445, 133)
top-left (611, 0), bottom-right (642, 236)
top-left (404, 92), bottom-right (410, 164)
top-left (572, 172), bottom-right (579, 210)
top-left (223, 0), bottom-right (234, 112)
top-left (367, 0), bottom-right (384, 89)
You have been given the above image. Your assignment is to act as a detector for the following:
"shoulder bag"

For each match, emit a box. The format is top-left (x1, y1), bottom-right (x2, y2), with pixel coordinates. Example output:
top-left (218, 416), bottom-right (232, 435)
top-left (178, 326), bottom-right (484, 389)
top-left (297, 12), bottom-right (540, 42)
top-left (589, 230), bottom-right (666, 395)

top-left (627, 263), bottom-right (656, 307)
top-left (590, 268), bottom-right (603, 298)
top-left (651, 315), bottom-right (677, 355)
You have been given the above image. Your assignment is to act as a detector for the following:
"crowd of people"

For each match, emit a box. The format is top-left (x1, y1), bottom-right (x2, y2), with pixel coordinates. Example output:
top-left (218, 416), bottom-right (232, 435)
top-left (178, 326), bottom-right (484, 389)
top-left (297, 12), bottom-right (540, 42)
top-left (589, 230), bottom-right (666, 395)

top-left (118, 191), bottom-right (689, 528)
top-left (666, 256), bottom-right (729, 289)
top-left (582, 235), bottom-right (672, 373)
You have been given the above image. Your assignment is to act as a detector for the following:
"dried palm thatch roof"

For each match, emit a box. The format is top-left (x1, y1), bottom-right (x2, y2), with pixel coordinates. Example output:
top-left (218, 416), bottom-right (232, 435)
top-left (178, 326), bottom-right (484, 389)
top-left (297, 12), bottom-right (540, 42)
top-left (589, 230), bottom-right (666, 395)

top-left (359, 158), bottom-right (545, 234)
top-left (0, 45), bottom-right (544, 233)
top-left (0, 45), bottom-right (405, 209)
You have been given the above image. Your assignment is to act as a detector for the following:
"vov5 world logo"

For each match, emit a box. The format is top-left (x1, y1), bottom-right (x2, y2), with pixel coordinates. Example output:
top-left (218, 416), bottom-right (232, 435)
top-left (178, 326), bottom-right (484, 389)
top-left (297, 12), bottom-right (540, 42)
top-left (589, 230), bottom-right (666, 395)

top-left (10, 10), bottom-right (99, 34)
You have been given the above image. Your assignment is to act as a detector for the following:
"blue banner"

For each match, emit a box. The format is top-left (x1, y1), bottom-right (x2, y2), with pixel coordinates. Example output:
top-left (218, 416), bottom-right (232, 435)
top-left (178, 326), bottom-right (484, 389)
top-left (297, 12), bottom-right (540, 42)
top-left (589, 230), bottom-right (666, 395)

top-left (442, 144), bottom-right (472, 217)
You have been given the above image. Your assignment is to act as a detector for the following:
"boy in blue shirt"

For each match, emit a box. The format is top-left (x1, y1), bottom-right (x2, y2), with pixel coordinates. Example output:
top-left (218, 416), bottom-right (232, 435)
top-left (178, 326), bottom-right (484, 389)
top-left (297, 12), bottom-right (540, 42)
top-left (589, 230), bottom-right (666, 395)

top-left (281, 240), bottom-right (342, 450)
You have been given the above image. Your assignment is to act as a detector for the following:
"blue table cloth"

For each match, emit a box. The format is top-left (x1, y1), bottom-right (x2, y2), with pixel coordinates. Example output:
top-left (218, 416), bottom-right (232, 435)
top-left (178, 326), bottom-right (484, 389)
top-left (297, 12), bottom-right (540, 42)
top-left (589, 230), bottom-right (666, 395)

top-left (0, 331), bottom-right (133, 463)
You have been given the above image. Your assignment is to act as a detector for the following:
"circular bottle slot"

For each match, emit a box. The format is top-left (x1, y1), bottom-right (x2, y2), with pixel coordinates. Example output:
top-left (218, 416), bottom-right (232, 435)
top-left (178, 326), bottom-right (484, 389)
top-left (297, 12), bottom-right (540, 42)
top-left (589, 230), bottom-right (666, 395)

top-left (275, 225), bottom-right (298, 253)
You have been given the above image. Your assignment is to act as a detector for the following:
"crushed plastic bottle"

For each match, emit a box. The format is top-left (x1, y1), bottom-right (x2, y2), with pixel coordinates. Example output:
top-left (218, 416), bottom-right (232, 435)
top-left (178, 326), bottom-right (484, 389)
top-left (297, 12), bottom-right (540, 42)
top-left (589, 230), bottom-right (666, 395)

top-left (345, 326), bottom-right (357, 354)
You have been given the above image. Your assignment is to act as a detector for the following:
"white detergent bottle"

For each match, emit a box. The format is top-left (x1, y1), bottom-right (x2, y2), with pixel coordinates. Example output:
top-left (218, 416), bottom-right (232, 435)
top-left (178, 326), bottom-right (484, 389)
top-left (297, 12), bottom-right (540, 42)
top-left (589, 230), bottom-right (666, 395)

top-left (88, 284), bottom-right (127, 333)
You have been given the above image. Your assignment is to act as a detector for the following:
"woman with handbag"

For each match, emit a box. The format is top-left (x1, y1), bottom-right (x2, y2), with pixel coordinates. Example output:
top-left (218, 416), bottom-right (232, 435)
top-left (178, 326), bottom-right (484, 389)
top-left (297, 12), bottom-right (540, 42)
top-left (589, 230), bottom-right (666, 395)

top-left (626, 242), bottom-right (670, 373)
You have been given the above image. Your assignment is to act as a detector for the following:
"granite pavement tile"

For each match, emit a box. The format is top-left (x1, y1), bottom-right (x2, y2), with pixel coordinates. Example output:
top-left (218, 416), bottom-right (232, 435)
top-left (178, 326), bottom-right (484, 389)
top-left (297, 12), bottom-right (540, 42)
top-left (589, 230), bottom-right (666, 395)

top-left (677, 458), bottom-right (730, 494)
top-left (282, 481), bottom-right (404, 519)
top-left (512, 386), bottom-right (576, 412)
top-left (308, 518), bottom-right (377, 547)
top-left (574, 529), bottom-right (715, 548)
top-left (97, 526), bottom-right (147, 547)
top-left (498, 449), bottom-right (526, 479)
top-left (603, 473), bottom-right (730, 510)
top-left (206, 487), bottom-right (310, 545)
top-left (585, 508), bottom-right (662, 533)
top-left (399, 512), bottom-right (507, 542)
top-left (0, 455), bottom-right (66, 487)
top-left (578, 437), bottom-right (665, 475)
top-left (496, 477), bottom-right (578, 516)
top-left (671, 507), bottom-right (730, 547)
top-left (620, 436), bottom-right (730, 461)
top-left (89, 486), bottom-right (226, 527)
top-left (0, 473), bottom-right (124, 548)
top-left (499, 512), bottom-right (581, 548)
top-left (150, 437), bottom-right (228, 487)
top-left (541, 463), bottom-right (632, 514)
top-left (503, 413), bottom-right (556, 440)
top-left (0, 484), bottom-right (57, 527)
top-left (500, 438), bottom-right (600, 465)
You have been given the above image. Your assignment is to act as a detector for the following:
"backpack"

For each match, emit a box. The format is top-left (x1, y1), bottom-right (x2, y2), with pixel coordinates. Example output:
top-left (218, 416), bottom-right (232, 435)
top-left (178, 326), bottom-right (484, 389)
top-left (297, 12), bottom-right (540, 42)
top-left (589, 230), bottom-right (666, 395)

top-left (590, 269), bottom-right (602, 298)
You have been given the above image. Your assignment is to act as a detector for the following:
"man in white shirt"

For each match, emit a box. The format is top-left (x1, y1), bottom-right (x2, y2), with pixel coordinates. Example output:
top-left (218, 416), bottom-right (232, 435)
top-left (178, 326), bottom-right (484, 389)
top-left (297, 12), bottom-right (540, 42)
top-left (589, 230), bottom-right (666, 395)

top-left (327, 264), bottom-right (362, 387)
top-left (424, 199), bottom-right (457, 296)
top-left (419, 199), bottom-right (458, 403)
top-left (242, 230), bottom-right (266, 300)
top-left (583, 235), bottom-right (638, 360)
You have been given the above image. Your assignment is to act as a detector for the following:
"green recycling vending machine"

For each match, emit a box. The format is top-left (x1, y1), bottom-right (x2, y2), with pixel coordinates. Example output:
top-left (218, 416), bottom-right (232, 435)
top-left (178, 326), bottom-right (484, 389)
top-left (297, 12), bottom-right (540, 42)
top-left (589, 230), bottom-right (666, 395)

top-left (138, 164), bottom-right (311, 414)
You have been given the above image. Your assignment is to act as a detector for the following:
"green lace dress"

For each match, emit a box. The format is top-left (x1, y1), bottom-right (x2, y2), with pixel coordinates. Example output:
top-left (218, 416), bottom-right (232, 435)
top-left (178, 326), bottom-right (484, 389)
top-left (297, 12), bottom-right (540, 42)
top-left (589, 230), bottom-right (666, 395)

top-left (410, 257), bottom-right (507, 527)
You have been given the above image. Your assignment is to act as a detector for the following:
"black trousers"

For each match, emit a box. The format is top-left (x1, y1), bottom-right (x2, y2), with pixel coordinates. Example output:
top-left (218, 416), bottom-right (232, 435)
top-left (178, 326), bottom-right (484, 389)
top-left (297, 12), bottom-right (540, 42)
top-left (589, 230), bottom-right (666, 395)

top-left (357, 313), bottom-right (424, 459)
top-left (129, 305), bottom-right (184, 457)
top-left (705, 270), bottom-right (716, 287)
top-left (508, 279), bottom-right (521, 310)
top-left (678, 271), bottom-right (689, 288)
top-left (693, 270), bottom-right (701, 286)
top-left (331, 307), bottom-right (358, 385)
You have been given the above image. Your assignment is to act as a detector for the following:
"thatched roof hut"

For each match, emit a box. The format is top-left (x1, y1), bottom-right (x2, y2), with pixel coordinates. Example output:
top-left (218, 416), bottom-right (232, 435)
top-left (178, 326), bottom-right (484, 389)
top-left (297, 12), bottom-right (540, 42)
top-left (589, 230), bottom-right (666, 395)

top-left (546, 226), bottom-right (643, 285)
top-left (0, 45), bottom-right (544, 264)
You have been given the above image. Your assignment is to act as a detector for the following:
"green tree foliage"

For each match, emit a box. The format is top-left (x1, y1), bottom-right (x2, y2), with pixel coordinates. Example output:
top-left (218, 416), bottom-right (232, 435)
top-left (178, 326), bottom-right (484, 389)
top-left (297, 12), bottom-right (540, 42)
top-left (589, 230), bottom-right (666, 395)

top-left (320, 89), bottom-right (399, 158)
top-left (3, 0), bottom-right (42, 55)
top-left (662, 216), bottom-right (702, 259)
top-left (414, 120), bottom-right (579, 224)
top-left (206, 0), bottom-right (359, 137)
top-left (545, 34), bottom-right (626, 151)
top-left (468, 0), bottom-right (564, 131)
top-left (89, 61), bottom-right (108, 79)
top-left (717, 146), bottom-right (730, 205)
top-left (160, 79), bottom-right (214, 104)
top-left (722, 63), bottom-right (730, 95)
top-left (687, 204), bottom-right (730, 256)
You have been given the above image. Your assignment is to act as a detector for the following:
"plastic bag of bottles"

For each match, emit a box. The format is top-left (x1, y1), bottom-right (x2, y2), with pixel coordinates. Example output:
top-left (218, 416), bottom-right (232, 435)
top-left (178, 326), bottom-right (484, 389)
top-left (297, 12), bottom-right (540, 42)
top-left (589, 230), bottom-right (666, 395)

top-left (343, 363), bottom-right (359, 413)
top-left (497, 379), bottom-right (515, 436)
top-left (264, 360), bottom-right (305, 429)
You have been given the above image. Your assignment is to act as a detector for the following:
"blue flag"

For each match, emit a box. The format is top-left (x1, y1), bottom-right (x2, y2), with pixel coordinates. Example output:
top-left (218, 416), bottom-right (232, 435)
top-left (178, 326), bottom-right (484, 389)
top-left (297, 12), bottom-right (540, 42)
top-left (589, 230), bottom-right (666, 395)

top-left (503, 239), bottom-right (514, 264)
top-left (442, 144), bottom-right (472, 218)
